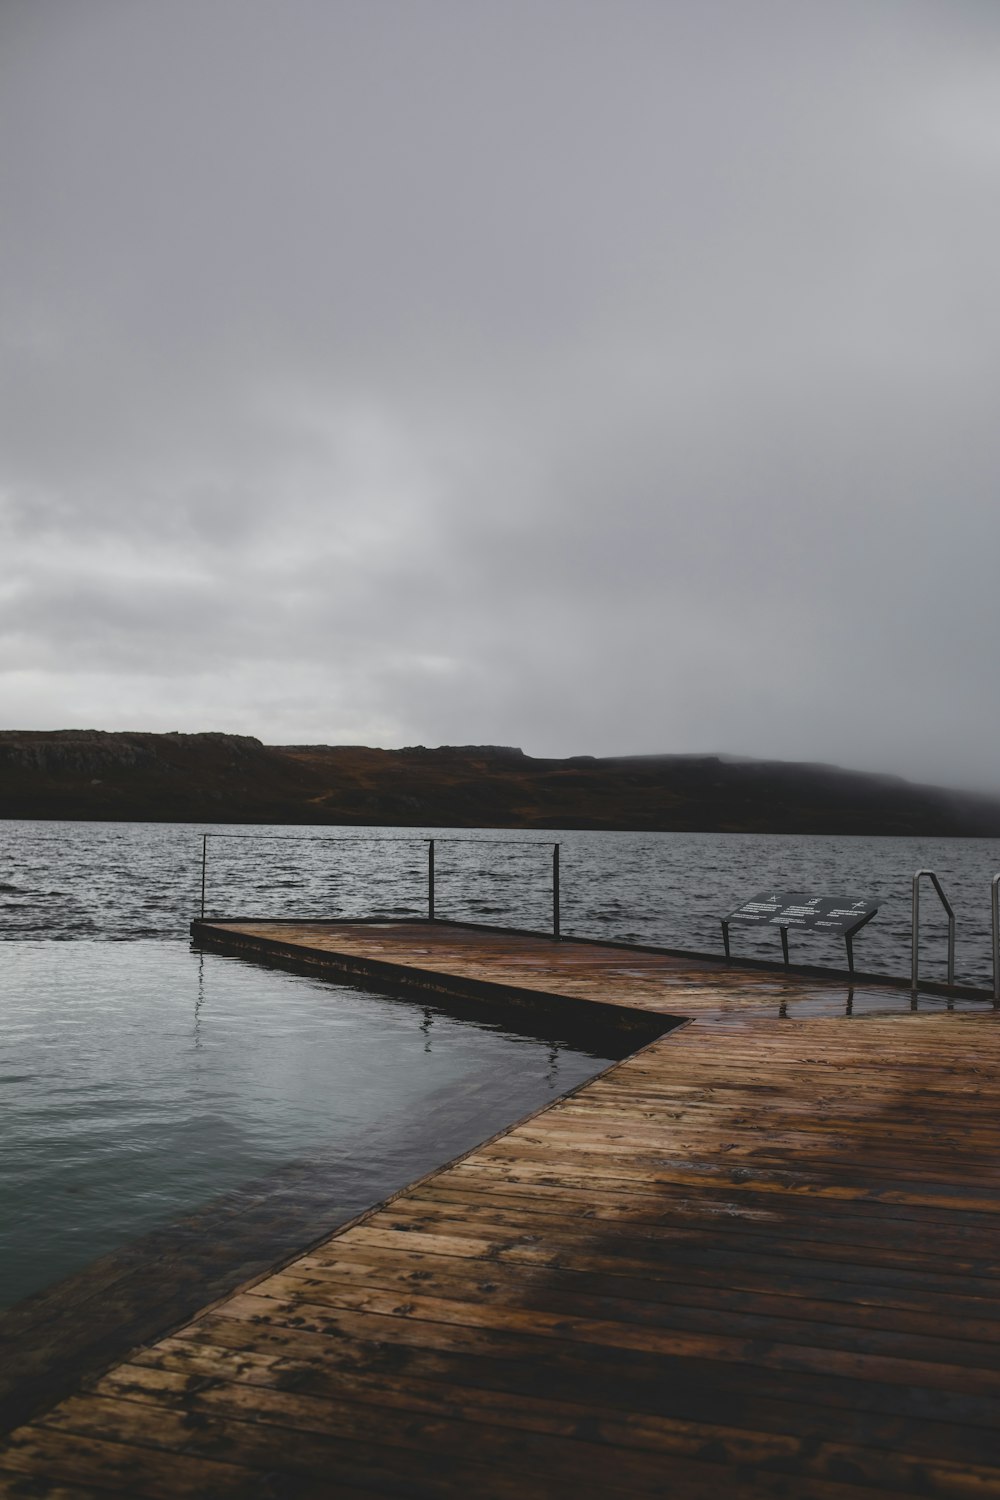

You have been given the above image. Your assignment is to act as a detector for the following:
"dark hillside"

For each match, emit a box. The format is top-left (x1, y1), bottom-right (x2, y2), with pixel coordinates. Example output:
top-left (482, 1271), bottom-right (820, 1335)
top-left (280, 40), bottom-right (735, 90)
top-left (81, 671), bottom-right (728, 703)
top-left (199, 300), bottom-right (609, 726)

top-left (1, 731), bottom-right (999, 834)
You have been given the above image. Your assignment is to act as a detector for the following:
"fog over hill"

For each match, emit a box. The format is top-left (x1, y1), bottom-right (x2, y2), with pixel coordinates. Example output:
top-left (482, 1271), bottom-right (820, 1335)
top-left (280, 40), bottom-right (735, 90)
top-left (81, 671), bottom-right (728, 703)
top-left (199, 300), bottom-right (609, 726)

top-left (1, 732), bottom-right (999, 836)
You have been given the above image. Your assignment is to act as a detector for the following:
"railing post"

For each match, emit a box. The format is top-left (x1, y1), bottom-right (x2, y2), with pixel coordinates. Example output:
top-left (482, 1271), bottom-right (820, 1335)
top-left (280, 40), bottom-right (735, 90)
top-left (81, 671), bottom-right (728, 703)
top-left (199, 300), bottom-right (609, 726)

top-left (427, 839), bottom-right (435, 921)
top-left (911, 871), bottom-right (920, 990)
top-left (992, 874), bottom-right (1000, 1006)
top-left (552, 843), bottom-right (560, 940)
top-left (200, 834), bottom-right (207, 920)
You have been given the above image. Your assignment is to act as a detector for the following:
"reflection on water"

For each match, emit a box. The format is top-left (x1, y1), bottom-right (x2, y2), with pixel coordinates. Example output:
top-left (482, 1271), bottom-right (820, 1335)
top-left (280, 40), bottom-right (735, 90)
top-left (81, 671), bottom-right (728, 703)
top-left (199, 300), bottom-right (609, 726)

top-left (0, 940), bottom-right (626, 1310)
top-left (2, 820), bottom-right (999, 984)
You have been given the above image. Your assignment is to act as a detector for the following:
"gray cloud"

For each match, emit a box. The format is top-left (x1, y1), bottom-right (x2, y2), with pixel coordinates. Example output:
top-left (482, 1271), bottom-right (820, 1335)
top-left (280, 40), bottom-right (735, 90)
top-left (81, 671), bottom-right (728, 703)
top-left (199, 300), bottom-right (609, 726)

top-left (2, 0), bottom-right (999, 788)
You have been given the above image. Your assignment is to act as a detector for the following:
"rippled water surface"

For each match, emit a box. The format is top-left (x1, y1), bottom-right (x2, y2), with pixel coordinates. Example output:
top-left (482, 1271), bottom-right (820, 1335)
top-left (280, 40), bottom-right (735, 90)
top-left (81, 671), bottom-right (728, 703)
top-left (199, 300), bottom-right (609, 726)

top-left (3, 820), bottom-right (999, 983)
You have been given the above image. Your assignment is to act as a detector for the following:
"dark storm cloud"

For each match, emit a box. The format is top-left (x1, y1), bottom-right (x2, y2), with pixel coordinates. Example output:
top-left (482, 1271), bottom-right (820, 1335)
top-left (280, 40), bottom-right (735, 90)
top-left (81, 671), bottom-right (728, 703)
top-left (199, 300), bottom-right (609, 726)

top-left (2, 1), bottom-right (999, 787)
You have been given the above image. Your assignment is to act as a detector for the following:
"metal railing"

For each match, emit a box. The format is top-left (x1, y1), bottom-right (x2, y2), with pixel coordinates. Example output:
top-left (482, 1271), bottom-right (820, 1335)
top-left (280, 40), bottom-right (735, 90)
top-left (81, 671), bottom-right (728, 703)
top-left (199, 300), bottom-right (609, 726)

top-left (422, 837), bottom-right (561, 938)
top-left (199, 832), bottom-right (426, 921)
top-left (911, 869), bottom-right (955, 990)
top-left (193, 838), bottom-right (994, 988)
top-left (198, 832), bottom-right (562, 939)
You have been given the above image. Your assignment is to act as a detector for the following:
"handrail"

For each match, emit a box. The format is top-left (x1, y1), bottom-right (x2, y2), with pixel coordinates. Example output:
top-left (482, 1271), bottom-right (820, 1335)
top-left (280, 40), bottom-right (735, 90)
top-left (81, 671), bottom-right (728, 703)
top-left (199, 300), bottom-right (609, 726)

top-left (992, 873), bottom-right (999, 1005)
top-left (199, 832), bottom-right (428, 918)
top-left (199, 832), bottom-right (562, 938)
top-left (911, 869), bottom-right (955, 990)
top-left (200, 833), bottom-right (548, 845)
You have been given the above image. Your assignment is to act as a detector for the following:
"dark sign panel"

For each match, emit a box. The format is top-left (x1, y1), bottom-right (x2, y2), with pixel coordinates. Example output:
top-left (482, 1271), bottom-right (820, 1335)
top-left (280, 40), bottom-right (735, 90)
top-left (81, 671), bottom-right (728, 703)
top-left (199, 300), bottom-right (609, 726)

top-left (723, 892), bottom-right (878, 937)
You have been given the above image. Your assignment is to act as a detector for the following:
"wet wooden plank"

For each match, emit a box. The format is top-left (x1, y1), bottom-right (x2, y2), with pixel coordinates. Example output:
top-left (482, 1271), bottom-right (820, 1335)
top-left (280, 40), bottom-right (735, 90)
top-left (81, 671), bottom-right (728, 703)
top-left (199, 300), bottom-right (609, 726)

top-left (117, 1338), bottom-right (1000, 1470)
top-left (194, 918), bottom-right (977, 1022)
top-left (170, 1308), bottom-right (1000, 1431)
top-left (83, 1362), bottom-right (1000, 1500)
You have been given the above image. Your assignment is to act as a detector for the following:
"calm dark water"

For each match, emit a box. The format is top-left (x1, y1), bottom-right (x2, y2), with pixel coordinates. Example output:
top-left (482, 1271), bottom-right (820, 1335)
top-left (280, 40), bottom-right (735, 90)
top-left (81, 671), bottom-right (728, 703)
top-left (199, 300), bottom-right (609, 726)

top-left (2, 820), bottom-right (999, 984)
top-left (1, 940), bottom-right (622, 1308)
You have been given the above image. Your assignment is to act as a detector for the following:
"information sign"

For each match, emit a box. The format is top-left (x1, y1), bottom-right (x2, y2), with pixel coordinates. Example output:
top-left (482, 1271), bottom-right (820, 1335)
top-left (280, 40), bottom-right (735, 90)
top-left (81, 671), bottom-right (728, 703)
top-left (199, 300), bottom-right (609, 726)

top-left (721, 891), bottom-right (878, 971)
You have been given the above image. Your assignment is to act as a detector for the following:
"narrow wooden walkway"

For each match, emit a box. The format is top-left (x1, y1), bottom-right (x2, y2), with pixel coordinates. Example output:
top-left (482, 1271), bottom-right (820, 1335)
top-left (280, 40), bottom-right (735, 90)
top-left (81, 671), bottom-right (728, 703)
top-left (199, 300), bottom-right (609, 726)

top-left (191, 918), bottom-right (977, 1021)
top-left (3, 924), bottom-right (999, 1498)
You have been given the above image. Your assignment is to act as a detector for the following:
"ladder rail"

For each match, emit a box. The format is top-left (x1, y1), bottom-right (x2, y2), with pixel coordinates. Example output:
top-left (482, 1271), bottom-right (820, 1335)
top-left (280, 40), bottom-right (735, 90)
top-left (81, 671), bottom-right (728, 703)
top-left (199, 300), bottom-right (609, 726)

top-left (992, 873), bottom-right (999, 1006)
top-left (911, 869), bottom-right (956, 989)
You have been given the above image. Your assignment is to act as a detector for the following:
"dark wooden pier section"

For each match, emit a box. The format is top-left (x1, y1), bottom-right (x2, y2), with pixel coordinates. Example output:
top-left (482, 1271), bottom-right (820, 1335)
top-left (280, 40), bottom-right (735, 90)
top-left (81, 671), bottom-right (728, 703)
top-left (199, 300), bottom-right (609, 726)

top-left (3, 921), bottom-right (1000, 1498)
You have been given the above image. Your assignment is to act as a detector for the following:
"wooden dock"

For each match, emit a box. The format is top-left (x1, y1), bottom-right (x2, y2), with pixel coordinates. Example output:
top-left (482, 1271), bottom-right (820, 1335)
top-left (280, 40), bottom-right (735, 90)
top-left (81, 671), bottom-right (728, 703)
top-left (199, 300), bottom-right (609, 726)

top-left (3, 921), bottom-right (1000, 1498)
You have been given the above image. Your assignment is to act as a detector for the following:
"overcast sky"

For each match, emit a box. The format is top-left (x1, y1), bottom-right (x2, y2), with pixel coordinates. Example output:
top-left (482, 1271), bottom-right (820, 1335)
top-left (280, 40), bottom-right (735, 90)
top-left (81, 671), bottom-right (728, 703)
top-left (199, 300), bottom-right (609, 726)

top-left (2, 2), bottom-right (999, 789)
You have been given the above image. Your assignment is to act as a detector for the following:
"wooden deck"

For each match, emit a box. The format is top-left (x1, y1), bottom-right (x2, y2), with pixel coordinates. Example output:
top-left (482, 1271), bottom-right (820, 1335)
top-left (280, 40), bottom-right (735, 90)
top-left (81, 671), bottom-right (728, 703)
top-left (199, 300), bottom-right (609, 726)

top-left (188, 918), bottom-right (983, 1021)
top-left (3, 922), bottom-right (1000, 1498)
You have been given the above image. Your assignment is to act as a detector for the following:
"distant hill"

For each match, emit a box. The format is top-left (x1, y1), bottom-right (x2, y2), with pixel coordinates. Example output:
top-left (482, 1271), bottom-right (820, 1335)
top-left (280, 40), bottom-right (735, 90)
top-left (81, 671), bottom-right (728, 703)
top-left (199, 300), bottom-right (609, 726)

top-left (1, 730), bottom-right (999, 835)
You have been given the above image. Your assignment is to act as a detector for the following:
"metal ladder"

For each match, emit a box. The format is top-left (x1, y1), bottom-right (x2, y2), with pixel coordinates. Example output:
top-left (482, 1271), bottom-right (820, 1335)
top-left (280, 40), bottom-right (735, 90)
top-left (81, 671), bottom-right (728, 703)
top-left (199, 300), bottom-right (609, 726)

top-left (911, 869), bottom-right (1000, 1001)
top-left (911, 870), bottom-right (955, 989)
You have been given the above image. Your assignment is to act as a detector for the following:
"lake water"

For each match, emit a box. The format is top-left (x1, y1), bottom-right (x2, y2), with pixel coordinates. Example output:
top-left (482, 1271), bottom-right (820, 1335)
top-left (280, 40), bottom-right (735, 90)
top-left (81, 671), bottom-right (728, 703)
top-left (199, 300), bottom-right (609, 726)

top-left (2, 819), bottom-right (997, 1311)
top-left (3, 820), bottom-right (999, 984)
top-left (1, 939), bottom-right (626, 1310)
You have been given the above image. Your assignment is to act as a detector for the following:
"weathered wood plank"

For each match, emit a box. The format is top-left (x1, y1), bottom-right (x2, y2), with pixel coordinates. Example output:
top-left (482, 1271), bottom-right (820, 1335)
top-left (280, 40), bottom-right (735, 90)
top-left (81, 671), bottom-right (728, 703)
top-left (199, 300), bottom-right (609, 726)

top-left (172, 1310), bottom-right (1000, 1431)
top-left (268, 1260), bottom-right (1000, 1351)
top-left (88, 1360), bottom-right (1000, 1500)
top-left (288, 1245), bottom-right (1000, 1337)
top-left (120, 1338), bottom-right (1000, 1469)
